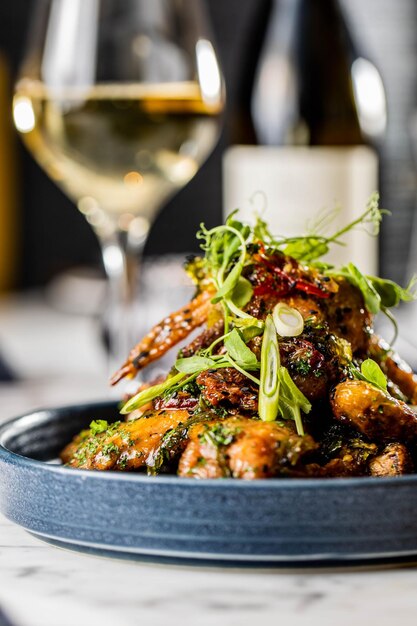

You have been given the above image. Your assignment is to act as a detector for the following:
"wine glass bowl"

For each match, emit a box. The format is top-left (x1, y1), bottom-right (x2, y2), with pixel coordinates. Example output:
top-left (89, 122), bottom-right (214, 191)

top-left (13, 0), bottom-right (224, 370)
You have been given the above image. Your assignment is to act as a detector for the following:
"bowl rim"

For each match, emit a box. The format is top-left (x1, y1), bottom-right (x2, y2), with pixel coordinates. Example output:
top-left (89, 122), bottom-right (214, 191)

top-left (0, 399), bottom-right (415, 489)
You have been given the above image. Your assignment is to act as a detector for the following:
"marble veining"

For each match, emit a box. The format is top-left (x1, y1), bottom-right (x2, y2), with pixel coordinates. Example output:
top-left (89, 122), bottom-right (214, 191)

top-left (2, 515), bottom-right (417, 626)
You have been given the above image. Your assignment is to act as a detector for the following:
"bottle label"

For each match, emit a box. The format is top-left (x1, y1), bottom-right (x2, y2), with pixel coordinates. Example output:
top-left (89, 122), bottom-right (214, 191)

top-left (223, 145), bottom-right (379, 274)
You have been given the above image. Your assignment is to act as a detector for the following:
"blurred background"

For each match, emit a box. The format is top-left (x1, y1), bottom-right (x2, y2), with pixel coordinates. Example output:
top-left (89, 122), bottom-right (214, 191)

top-left (1, 0), bottom-right (416, 292)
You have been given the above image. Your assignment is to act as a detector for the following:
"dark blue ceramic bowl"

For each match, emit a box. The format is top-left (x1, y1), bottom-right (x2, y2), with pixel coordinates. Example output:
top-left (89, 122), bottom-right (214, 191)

top-left (2, 401), bottom-right (417, 566)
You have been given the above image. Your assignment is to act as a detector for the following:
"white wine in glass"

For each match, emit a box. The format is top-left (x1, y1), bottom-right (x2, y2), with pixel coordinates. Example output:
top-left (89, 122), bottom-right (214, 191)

top-left (13, 0), bottom-right (224, 375)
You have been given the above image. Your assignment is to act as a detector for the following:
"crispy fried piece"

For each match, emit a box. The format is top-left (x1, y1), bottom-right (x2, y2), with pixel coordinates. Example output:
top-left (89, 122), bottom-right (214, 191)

top-left (317, 424), bottom-right (378, 476)
top-left (246, 293), bottom-right (326, 322)
top-left (196, 336), bottom-right (330, 415)
top-left (61, 430), bottom-right (89, 464)
top-left (331, 380), bottom-right (417, 443)
top-left (154, 391), bottom-right (198, 411)
top-left (369, 443), bottom-right (413, 477)
top-left (280, 337), bottom-right (329, 402)
top-left (61, 410), bottom-right (191, 470)
top-left (385, 356), bottom-right (417, 404)
top-left (370, 336), bottom-right (417, 404)
top-left (245, 271), bottom-right (369, 359)
top-left (296, 459), bottom-right (368, 478)
top-left (146, 414), bottom-right (212, 475)
top-left (324, 278), bottom-right (372, 353)
top-left (279, 295), bottom-right (326, 322)
top-left (178, 417), bottom-right (317, 479)
top-left (320, 458), bottom-right (366, 477)
top-left (111, 290), bottom-right (214, 384)
top-left (243, 251), bottom-right (337, 320)
top-left (196, 368), bottom-right (258, 413)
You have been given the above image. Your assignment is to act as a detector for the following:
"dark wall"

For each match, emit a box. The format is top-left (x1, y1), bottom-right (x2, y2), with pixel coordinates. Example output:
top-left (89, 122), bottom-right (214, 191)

top-left (1, 0), bottom-right (417, 287)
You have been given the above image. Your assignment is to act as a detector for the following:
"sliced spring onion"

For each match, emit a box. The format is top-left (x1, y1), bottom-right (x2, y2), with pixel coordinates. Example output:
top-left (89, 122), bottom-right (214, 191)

top-left (259, 315), bottom-right (280, 422)
top-left (273, 303), bottom-right (304, 337)
top-left (120, 372), bottom-right (186, 415)
top-left (277, 368), bottom-right (310, 436)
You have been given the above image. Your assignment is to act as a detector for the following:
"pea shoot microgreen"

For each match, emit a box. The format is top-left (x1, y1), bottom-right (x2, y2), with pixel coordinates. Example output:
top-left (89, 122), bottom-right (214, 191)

top-left (350, 358), bottom-right (388, 392)
top-left (268, 192), bottom-right (386, 264)
top-left (326, 263), bottom-right (381, 314)
top-left (175, 328), bottom-right (261, 385)
top-left (223, 329), bottom-right (259, 369)
top-left (326, 263), bottom-right (417, 344)
top-left (277, 367), bottom-right (311, 436)
top-left (120, 372), bottom-right (187, 414)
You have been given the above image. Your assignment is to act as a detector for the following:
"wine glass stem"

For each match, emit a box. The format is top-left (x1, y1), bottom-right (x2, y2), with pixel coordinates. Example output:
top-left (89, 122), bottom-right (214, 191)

top-left (100, 227), bottom-right (148, 382)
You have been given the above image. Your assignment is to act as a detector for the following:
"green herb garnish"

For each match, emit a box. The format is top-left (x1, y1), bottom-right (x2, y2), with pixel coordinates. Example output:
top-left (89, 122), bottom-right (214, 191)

top-left (90, 419), bottom-right (108, 435)
top-left (176, 355), bottom-right (217, 374)
top-left (361, 359), bottom-right (387, 391)
top-left (350, 358), bottom-right (387, 392)
top-left (273, 192), bottom-right (385, 263)
top-left (328, 263), bottom-right (381, 314)
top-left (102, 442), bottom-right (119, 457)
top-left (120, 372), bottom-right (186, 414)
top-left (327, 263), bottom-right (417, 344)
top-left (199, 422), bottom-right (239, 448)
top-left (176, 328), bottom-right (260, 384)
top-left (230, 276), bottom-right (254, 309)
top-left (370, 275), bottom-right (417, 308)
top-left (197, 214), bottom-right (257, 327)
top-left (223, 329), bottom-right (258, 370)
top-left (277, 367), bottom-right (311, 436)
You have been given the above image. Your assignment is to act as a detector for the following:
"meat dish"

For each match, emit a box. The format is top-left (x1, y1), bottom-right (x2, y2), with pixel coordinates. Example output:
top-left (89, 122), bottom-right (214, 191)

top-left (62, 195), bottom-right (417, 479)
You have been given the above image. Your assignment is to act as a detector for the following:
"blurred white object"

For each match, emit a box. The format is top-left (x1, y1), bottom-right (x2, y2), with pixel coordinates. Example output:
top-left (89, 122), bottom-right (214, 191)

top-left (46, 256), bottom-right (195, 382)
top-left (407, 111), bottom-right (417, 281)
top-left (47, 267), bottom-right (106, 316)
top-left (47, 255), bottom-right (193, 318)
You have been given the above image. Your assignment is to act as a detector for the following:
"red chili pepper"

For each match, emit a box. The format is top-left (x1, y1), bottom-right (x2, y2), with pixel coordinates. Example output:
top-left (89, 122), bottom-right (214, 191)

top-left (254, 284), bottom-right (290, 297)
top-left (252, 248), bottom-right (330, 299)
top-left (294, 280), bottom-right (330, 299)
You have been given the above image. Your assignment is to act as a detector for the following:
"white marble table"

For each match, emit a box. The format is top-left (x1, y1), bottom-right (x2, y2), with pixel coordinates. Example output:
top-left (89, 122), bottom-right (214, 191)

top-left (2, 294), bottom-right (417, 626)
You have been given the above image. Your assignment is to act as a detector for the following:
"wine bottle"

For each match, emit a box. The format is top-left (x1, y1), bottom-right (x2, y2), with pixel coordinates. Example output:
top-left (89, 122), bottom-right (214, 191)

top-left (223, 0), bottom-right (386, 274)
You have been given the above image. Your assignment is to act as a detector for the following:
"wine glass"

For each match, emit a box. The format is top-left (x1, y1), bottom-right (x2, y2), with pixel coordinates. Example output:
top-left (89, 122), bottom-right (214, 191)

top-left (13, 0), bottom-right (224, 376)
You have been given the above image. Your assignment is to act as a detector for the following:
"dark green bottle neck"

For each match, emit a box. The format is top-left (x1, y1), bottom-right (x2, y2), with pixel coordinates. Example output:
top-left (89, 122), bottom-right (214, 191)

top-left (254, 0), bottom-right (365, 146)
top-left (228, 1), bottom-right (272, 146)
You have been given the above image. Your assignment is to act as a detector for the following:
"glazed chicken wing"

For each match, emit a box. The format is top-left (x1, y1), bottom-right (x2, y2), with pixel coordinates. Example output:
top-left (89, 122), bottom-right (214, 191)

top-left (370, 335), bottom-right (417, 404)
top-left (369, 443), bottom-right (413, 477)
top-left (111, 290), bottom-right (215, 385)
top-left (178, 418), bottom-right (317, 479)
top-left (331, 380), bottom-right (417, 443)
top-left (62, 411), bottom-right (317, 479)
top-left (324, 278), bottom-right (372, 354)
top-left (62, 410), bottom-right (191, 470)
